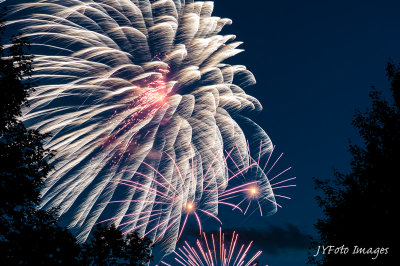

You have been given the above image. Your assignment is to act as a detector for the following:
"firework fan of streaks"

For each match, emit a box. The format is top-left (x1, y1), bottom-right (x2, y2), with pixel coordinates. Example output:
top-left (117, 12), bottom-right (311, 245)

top-left (160, 228), bottom-right (263, 266)
top-left (219, 141), bottom-right (296, 217)
top-left (5, 0), bottom-right (277, 253)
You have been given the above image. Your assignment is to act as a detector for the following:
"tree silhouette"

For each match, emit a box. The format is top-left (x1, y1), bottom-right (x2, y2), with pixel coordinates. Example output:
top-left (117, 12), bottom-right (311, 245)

top-left (125, 230), bottom-right (153, 265)
top-left (84, 224), bottom-right (128, 265)
top-left (309, 61), bottom-right (398, 265)
top-left (0, 7), bottom-right (81, 264)
top-left (81, 224), bottom-right (153, 265)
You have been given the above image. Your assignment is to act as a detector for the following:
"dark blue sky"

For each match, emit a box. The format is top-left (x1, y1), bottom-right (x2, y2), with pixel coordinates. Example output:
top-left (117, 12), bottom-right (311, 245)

top-left (199, 0), bottom-right (399, 265)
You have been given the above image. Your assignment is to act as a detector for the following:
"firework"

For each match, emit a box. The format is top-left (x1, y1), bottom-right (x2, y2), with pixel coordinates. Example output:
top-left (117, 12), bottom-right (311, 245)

top-left (218, 142), bottom-right (296, 217)
top-left (161, 228), bottom-right (263, 266)
top-left (6, 0), bottom-right (277, 253)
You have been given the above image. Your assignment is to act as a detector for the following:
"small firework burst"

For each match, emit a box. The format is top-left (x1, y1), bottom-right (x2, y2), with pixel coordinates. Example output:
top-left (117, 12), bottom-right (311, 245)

top-left (161, 228), bottom-right (264, 266)
top-left (218, 141), bottom-right (296, 217)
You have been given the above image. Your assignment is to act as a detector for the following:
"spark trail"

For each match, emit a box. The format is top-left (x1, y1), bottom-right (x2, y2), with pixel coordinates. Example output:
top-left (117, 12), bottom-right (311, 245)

top-left (160, 228), bottom-right (263, 266)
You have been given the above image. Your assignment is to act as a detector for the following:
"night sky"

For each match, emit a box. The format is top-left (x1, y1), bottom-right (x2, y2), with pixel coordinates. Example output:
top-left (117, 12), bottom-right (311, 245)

top-left (201, 0), bottom-right (400, 265)
top-left (160, 0), bottom-right (400, 265)
top-left (3, 0), bottom-right (400, 265)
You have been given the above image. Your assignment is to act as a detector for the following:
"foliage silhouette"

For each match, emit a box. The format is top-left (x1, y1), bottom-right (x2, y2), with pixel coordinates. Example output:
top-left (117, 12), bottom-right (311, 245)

top-left (309, 61), bottom-right (398, 265)
top-left (0, 6), bottom-right (82, 264)
top-left (81, 224), bottom-right (153, 265)
top-left (124, 230), bottom-right (153, 265)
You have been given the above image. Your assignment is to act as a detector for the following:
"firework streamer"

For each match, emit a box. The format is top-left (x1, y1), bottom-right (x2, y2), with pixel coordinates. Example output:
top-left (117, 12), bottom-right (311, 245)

top-left (218, 142), bottom-right (296, 217)
top-left (5, 0), bottom-right (278, 254)
top-left (161, 228), bottom-right (263, 266)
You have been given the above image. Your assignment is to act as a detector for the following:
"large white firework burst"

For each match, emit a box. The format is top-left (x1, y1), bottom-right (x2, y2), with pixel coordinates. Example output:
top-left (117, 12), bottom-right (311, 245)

top-left (6, 0), bottom-right (277, 253)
